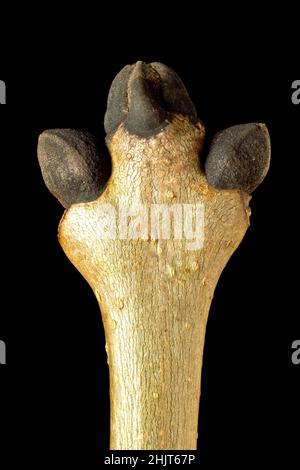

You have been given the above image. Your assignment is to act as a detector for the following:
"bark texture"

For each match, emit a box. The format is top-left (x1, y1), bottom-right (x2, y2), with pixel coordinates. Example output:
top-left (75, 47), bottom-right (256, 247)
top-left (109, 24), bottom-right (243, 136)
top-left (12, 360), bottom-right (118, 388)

top-left (58, 116), bottom-right (250, 449)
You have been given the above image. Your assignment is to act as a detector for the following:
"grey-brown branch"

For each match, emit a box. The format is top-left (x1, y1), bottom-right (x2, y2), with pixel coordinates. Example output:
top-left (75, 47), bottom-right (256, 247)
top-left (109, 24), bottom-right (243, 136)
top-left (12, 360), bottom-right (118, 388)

top-left (37, 61), bottom-right (270, 449)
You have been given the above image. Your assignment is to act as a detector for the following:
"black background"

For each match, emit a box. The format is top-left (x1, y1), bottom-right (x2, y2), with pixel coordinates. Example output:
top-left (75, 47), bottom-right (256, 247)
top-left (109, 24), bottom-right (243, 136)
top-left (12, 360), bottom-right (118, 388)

top-left (0, 19), bottom-right (299, 468)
